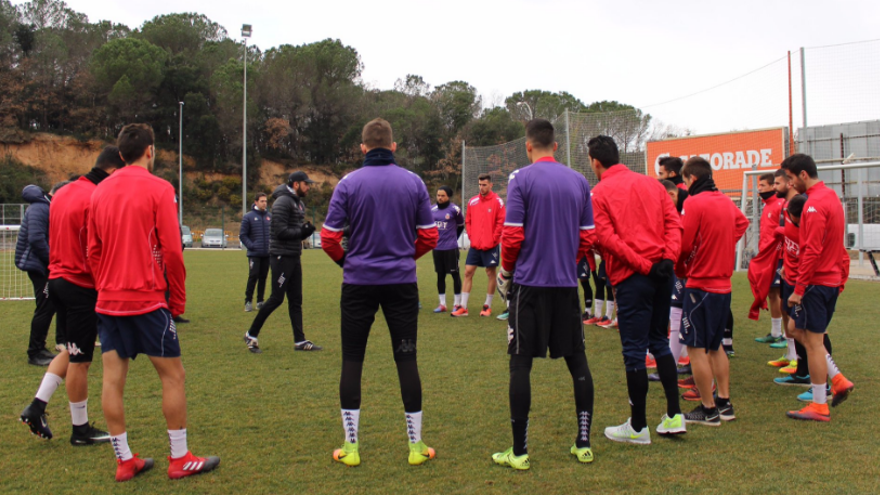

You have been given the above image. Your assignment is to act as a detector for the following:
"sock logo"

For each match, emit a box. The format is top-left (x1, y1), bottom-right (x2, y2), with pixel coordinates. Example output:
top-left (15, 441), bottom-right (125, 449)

top-left (396, 339), bottom-right (416, 354)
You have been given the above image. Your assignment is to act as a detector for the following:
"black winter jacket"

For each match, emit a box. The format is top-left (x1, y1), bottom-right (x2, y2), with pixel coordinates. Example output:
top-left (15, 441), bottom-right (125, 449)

top-left (240, 205), bottom-right (271, 257)
top-left (269, 184), bottom-right (309, 257)
top-left (14, 185), bottom-right (51, 275)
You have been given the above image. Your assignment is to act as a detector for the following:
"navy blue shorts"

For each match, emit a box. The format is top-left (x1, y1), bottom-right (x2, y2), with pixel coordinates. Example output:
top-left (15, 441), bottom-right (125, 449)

top-left (597, 261), bottom-right (612, 289)
top-left (781, 280), bottom-right (796, 317)
top-left (770, 259), bottom-right (783, 289)
top-left (670, 275), bottom-right (685, 308)
top-left (465, 246), bottom-right (500, 268)
top-left (98, 308), bottom-right (181, 359)
top-left (680, 288), bottom-right (731, 352)
top-left (790, 285), bottom-right (839, 334)
top-left (577, 256), bottom-right (590, 279)
top-left (614, 273), bottom-right (673, 371)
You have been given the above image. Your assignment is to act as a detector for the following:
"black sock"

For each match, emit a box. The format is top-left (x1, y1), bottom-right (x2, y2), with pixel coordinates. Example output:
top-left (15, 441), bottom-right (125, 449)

top-left (715, 396), bottom-right (730, 407)
top-left (654, 354), bottom-right (681, 417)
top-left (565, 353), bottom-right (594, 448)
top-left (30, 398), bottom-right (47, 412)
top-left (823, 334), bottom-right (832, 354)
top-left (625, 370), bottom-right (649, 432)
top-left (794, 341), bottom-right (809, 377)
top-left (395, 359), bottom-right (422, 413)
top-left (509, 355), bottom-right (532, 456)
top-left (339, 359), bottom-right (364, 410)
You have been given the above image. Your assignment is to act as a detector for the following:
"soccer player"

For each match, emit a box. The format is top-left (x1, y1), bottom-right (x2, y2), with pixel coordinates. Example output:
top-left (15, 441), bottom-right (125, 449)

top-left (781, 154), bottom-right (855, 422)
top-left (750, 173), bottom-right (787, 345)
top-left (15, 184), bottom-right (65, 366)
top-left (243, 171), bottom-right (320, 353)
top-left (490, 119), bottom-right (595, 469)
top-left (88, 124), bottom-right (219, 481)
top-left (589, 136), bottom-right (686, 444)
top-left (240, 192), bottom-right (271, 312)
top-left (430, 186), bottom-right (464, 313)
top-left (658, 156), bottom-right (689, 211)
top-left (592, 259), bottom-right (617, 328)
top-left (577, 251), bottom-right (597, 323)
top-left (452, 173), bottom-right (505, 317)
top-left (19, 147), bottom-right (122, 445)
top-left (321, 118), bottom-right (439, 467)
top-left (676, 157), bottom-right (749, 426)
top-left (658, 180), bottom-right (689, 372)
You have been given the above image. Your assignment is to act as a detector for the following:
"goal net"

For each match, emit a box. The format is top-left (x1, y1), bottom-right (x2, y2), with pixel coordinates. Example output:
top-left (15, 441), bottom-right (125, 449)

top-left (1, 226), bottom-right (33, 300)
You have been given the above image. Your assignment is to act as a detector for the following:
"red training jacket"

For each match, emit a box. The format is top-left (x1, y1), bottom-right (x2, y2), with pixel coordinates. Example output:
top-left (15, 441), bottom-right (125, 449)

top-left (779, 208), bottom-right (799, 285)
top-left (759, 196), bottom-right (785, 254)
top-left (465, 190), bottom-right (504, 251)
top-left (87, 166), bottom-right (186, 317)
top-left (592, 165), bottom-right (682, 285)
top-left (676, 190), bottom-right (749, 294)
top-left (48, 176), bottom-right (97, 289)
top-left (797, 181), bottom-right (845, 294)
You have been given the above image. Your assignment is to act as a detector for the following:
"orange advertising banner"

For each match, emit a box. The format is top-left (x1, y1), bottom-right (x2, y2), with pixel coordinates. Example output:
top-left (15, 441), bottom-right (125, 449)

top-left (646, 128), bottom-right (788, 192)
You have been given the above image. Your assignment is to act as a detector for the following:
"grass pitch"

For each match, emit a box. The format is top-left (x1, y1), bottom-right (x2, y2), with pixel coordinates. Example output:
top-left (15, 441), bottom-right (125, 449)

top-left (1, 250), bottom-right (878, 494)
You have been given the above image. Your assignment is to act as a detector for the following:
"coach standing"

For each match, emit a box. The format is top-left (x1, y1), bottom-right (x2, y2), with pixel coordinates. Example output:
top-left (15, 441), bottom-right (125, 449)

top-left (243, 171), bottom-right (320, 353)
top-left (239, 192), bottom-right (271, 312)
top-left (588, 136), bottom-right (686, 444)
top-left (452, 174), bottom-right (505, 317)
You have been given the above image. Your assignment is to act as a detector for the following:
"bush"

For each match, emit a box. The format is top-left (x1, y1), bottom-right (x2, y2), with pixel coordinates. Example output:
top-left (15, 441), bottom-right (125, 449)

top-left (0, 155), bottom-right (51, 203)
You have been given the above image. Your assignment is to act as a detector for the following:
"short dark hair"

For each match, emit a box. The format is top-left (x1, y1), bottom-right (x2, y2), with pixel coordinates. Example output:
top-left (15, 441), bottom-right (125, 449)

top-left (682, 156), bottom-right (712, 181)
top-left (117, 123), bottom-right (154, 164)
top-left (759, 173), bottom-right (775, 185)
top-left (362, 118), bottom-right (393, 149)
top-left (254, 192), bottom-right (267, 202)
top-left (774, 168), bottom-right (789, 179)
top-left (658, 156), bottom-right (683, 176)
top-left (587, 135), bottom-right (619, 168)
top-left (478, 174), bottom-right (492, 183)
top-left (437, 186), bottom-right (453, 197)
top-left (95, 145), bottom-right (125, 171)
top-left (781, 153), bottom-right (818, 179)
top-left (659, 179), bottom-right (677, 192)
top-left (525, 119), bottom-right (555, 149)
top-left (787, 194), bottom-right (807, 218)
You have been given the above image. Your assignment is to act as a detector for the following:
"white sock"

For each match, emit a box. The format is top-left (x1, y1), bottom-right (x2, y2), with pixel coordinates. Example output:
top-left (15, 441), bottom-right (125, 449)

top-left (168, 429), bottom-right (188, 459)
top-left (484, 294), bottom-right (494, 307)
top-left (812, 383), bottom-right (828, 405)
top-left (438, 294), bottom-right (446, 307)
top-left (453, 293), bottom-right (461, 307)
top-left (722, 338), bottom-right (733, 346)
top-left (461, 292), bottom-right (470, 309)
top-left (681, 346), bottom-right (689, 358)
top-left (786, 338), bottom-right (797, 361)
top-left (35, 372), bottom-right (63, 403)
top-left (69, 399), bottom-right (88, 427)
top-left (825, 354), bottom-right (841, 380)
top-left (771, 317), bottom-right (783, 338)
top-left (646, 351), bottom-right (654, 361)
top-left (111, 432), bottom-right (133, 461)
top-left (405, 411), bottom-right (422, 444)
top-left (605, 301), bottom-right (615, 319)
top-left (669, 331), bottom-right (683, 362)
top-left (595, 300), bottom-right (604, 317)
top-left (342, 409), bottom-right (359, 444)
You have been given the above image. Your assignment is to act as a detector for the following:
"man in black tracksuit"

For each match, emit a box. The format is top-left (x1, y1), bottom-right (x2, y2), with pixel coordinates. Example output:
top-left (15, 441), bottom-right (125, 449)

top-left (243, 171), bottom-right (322, 353)
top-left (240, 192), bottom-right (271, 312)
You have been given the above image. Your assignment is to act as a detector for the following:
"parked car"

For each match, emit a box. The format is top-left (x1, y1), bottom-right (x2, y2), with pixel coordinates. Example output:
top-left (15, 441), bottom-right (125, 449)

top-left (202, 228), bottom-right (228, 248)
top-left (181, 225), bottom-right (193, 248)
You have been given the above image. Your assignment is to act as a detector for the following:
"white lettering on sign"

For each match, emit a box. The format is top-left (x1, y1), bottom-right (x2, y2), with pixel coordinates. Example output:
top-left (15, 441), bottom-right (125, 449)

top-left (653, 146), bottom-right (778, 175)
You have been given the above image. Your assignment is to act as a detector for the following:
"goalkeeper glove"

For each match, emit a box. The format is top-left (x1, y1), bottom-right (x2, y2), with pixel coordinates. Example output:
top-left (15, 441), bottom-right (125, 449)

top-left (496, 267), bottom-right (513, 302)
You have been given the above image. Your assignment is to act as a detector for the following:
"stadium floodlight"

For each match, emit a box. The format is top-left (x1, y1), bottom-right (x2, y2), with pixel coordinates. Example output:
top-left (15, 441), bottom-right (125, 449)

top-left (242, 24), bottom-right (252, 216)
top-left (516, 101), bottom-right (533, 121)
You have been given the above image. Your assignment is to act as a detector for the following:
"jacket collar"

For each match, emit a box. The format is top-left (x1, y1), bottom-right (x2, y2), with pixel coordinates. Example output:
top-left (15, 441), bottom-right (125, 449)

top-left (599, 164), bottom-right (627, 181)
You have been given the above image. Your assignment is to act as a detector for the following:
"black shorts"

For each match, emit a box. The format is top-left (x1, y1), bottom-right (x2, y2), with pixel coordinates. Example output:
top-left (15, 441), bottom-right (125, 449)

top-left (781, 279), bottom-right (796, 317)
top-left (771, 259), bottom-right (783, 289)
top-left (597, 261), bottom-right (612, 289)
top-left (341, 283), bottom-right (419, 363)
top-left (791, 284), bottom-right (839, 334)
top-left (670, 275), bottom-right (685, 308)
top-left (465, 246), bottom-right (500, 268)
top-left (433, 249), bottom-right (460, 274)
top-left (48, 278), bottom-right (97, 363)
top-left (98, 308), bottom-right (180, 359)
top-left (577, 257), bottom-right (590, 279)
top-left (680, 288), bottom-right (731, 351)
top-left (507, 284), bottom-right (585, 359)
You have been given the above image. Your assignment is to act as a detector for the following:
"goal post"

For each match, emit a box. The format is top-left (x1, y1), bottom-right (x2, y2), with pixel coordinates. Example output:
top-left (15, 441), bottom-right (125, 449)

top-left (1, 225), bottom-right (33, 301)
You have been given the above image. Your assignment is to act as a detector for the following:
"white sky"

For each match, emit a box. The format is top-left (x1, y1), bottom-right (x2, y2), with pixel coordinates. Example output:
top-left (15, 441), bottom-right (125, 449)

top-left (18, 0), bottom-right (880, 134)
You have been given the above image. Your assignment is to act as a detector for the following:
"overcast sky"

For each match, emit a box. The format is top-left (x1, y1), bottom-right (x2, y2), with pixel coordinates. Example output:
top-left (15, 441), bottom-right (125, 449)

top-left (18, 0), bottom-right (880, 134)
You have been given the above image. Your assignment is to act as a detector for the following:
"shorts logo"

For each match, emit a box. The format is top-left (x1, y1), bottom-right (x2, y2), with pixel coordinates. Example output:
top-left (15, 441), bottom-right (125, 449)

top-left (507, 325), bottom-right (514, 345)
top-left (67, 342), bottom-right (83, 356)
top-left (169, 320), bottom-right (178, 340)
top-left (278, 273), bottom-right (286, 286)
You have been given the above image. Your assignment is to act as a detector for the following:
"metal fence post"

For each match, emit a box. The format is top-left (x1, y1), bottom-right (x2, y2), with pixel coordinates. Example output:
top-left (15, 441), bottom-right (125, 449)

top-left (565, 109), bottom-right (572, 168)
top-left (859, 167), bottom-right (865, 265)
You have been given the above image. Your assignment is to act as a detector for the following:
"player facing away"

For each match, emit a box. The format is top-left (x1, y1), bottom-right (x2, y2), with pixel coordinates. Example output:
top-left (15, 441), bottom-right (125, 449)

top-left (19, 146), bottom-right (123, 445)
top-left (452, 173), bottom-right (505, 317)
top-left (88, 124), bottom-right (219, 481)
top-left (321, 118), bottom-right (439, 467)
top-left (588, 136), bottom-right (686, 444)
top-left (491, 119), bottom-right (596, 470)
top-left (675, 157), bottom-right (749, 426)
top-left (431, 186), bottom-right (465, 313)
top-left (781, 154), bottom-right (855, 422)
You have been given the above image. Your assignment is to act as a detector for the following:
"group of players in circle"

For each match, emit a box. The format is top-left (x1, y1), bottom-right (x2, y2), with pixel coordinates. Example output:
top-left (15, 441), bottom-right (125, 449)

top-left (16, 117), bottom-right (855, 481)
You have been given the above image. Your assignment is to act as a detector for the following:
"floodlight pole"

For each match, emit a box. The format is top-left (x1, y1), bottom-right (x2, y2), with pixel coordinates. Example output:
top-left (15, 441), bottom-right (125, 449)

top-left (178, 101), bottom-right (184, 225)
top-left (242, 24), bottom-right (252, 217)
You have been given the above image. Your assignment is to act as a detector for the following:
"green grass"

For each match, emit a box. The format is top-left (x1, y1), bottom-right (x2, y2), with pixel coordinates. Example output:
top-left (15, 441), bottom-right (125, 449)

top-left (1, 250), bottom-right (878, 494)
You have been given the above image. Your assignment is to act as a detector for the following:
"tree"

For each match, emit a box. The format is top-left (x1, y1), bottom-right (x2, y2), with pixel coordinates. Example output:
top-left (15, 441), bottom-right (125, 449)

top-left (137, 13), bottom-right (227, 55)
top-left (505, 90), bottom-right (587, 123)
top-left (90, 37), bottom-right (166, 118)
top-left (432, 80), bottom-right (481, 135)
top-left (462, 107), bottom-right (524, 146)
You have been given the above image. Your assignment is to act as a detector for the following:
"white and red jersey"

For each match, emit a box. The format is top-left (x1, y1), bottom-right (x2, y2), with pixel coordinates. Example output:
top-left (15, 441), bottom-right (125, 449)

top-left (87, 166), bottom-right (186, 317)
